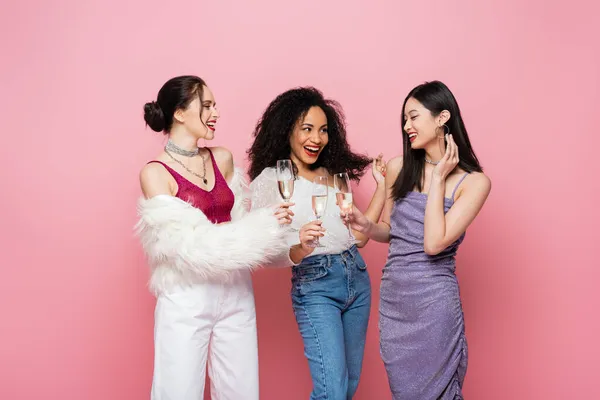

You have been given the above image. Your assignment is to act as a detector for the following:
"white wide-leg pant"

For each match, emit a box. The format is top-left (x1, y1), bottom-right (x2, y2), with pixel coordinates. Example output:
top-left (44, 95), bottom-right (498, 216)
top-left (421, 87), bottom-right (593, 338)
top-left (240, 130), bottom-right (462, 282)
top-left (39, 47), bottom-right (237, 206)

top-left (151, 271), bottom-right (258, 400)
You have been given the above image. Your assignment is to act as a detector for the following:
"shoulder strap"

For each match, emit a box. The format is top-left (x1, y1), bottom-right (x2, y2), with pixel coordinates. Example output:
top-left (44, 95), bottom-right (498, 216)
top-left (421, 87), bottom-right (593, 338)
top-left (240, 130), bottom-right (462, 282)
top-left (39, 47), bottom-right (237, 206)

top-left (451, 172), bottom-right (469, 200)
top-left (147, 160), bottom-right (180, 181)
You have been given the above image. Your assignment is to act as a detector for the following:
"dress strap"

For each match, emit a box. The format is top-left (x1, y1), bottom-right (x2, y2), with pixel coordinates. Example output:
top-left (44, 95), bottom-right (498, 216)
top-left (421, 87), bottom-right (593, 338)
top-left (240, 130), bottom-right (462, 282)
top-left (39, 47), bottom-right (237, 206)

top-left (147, 160), bottom-right (178, 177)
top-left (451, 173), bottom-right (469, 201)
top-left (205, 147), bottom-right (226, 184)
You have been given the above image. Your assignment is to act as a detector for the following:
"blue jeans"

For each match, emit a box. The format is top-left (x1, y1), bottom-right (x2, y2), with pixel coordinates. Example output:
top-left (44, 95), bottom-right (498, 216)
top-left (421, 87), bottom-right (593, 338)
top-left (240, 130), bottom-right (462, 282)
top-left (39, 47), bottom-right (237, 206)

top-left (291, 245), bottom-right (371, 400)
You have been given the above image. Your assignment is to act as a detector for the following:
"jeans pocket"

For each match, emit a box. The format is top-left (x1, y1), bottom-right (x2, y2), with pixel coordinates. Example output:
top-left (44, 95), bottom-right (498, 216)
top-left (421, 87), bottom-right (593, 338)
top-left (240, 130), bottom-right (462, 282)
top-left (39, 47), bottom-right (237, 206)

top-left (292, 259), bottom-right (329, 283)
top-left (354, 251), bottom-right (368, 271)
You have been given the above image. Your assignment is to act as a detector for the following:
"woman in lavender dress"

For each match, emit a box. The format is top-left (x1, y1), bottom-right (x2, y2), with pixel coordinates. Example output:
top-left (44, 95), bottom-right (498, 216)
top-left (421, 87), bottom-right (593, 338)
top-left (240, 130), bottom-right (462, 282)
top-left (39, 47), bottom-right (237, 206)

top-left (346, 81), bottom-right (491, 399)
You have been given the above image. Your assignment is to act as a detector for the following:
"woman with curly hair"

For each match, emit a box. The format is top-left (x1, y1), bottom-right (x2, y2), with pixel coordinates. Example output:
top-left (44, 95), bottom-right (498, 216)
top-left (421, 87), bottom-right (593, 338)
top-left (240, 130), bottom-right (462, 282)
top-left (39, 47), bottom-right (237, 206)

top-left (248, 87), bottom-right (386, 399)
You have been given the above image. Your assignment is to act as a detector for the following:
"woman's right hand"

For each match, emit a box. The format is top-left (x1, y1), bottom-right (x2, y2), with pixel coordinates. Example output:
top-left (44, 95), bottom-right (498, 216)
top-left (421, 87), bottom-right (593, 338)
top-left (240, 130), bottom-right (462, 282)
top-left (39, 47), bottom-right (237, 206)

top-left (299, 220), bottom-right (325, 252)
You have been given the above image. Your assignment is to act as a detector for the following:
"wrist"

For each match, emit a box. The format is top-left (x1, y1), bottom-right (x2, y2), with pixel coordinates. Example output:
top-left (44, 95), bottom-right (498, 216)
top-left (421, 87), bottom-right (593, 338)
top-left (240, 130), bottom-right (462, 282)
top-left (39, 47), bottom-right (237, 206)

top-left (364, 219), bottom-right (374, 237)
top-left (431, 172), bottom-right (446, 184)
top-left (290, 245), bottom-right (308, 264)
top-left (295, 243), bottom-right (312, 256)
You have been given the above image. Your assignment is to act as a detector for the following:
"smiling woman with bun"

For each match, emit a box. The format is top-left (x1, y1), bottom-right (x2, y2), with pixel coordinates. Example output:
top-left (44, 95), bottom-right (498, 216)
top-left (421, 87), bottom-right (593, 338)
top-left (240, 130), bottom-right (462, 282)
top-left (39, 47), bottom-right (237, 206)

top-left (135, 75), bottom-right (293, 400)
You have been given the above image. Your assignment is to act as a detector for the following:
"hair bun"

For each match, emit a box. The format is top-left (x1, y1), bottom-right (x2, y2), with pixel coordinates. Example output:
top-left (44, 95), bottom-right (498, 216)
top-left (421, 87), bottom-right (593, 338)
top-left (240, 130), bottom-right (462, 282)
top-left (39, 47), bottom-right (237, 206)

top-left (143, 101), bottom-right (165, 132)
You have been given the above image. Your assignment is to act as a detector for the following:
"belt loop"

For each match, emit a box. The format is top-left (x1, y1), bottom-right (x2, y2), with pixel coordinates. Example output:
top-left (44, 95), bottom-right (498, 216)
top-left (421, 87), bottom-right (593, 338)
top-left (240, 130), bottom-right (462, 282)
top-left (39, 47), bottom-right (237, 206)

top-left (348, 245), bottom-right (356, 263)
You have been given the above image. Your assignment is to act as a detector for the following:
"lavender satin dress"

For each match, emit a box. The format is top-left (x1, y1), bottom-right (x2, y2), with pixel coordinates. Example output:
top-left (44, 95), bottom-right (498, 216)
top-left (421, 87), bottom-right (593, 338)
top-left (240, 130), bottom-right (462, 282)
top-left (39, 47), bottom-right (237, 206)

top-left (380, 173), bottom-right (469, 399)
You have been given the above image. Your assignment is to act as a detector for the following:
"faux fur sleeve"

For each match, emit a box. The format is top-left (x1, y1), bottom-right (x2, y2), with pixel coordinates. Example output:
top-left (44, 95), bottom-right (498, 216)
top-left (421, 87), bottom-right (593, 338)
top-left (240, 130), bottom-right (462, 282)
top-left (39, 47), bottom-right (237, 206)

top-left (249, 168), bottom-right (299, 268)
top-left (135, 167), bottom-right (289, 280)
top-left (228, 167), bottom-right (252, 222)
top-left (250, 167), bottom-right (283, 210)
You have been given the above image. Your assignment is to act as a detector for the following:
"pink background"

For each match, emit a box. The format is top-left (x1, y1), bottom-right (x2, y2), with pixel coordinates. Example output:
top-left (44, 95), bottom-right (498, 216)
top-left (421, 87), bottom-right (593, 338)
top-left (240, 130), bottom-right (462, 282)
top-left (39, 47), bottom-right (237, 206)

top-left (1, 0), bottom-right (598, 399)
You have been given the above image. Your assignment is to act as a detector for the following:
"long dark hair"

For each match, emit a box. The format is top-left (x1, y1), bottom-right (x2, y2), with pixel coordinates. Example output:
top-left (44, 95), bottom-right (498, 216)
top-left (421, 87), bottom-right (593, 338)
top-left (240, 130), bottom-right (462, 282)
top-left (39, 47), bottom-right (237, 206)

top-left (143, 75), bottom-right (207, 133)
top-left (392, 81), bottom-right (483, 200)
top-left (247, 87), bottom-right (371, 181)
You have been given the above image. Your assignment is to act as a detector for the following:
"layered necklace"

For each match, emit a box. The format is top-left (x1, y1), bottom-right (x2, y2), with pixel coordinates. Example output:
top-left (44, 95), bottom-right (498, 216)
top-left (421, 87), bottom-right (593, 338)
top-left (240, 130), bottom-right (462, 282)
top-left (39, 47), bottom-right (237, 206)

top-left (164, 139), bottom-right (208, 185)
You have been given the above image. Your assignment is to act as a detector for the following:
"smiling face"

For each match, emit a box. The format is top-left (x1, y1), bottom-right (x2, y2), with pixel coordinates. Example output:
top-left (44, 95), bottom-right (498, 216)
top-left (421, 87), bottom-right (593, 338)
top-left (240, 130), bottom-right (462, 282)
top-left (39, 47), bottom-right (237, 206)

top-left (403, 96), bottom-right (447, 149)
top-left (174, 85), bottom-right (220, 140)
top-left (289, 106), bottom-right (329, 168)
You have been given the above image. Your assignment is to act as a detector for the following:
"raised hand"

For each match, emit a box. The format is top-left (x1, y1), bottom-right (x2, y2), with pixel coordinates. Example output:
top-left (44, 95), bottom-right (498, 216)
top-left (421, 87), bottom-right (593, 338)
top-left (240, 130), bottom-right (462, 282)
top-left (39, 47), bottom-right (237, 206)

top-left (433, 134), bottom-right (459, 180)
top-left (372, 153), bottom-right (387, 184)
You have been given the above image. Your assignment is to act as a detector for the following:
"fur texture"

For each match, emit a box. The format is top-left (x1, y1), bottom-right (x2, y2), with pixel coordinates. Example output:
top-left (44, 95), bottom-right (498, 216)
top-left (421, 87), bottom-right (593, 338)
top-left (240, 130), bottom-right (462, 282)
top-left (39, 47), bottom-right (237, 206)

top-left (135, 168), bottom-right (289, 295)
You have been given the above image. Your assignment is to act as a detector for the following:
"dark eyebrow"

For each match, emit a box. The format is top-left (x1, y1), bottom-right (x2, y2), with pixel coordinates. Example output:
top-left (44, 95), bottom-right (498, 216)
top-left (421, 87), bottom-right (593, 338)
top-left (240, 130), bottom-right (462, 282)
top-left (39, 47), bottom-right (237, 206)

top-left (302, 123), bottom-right (328, 129)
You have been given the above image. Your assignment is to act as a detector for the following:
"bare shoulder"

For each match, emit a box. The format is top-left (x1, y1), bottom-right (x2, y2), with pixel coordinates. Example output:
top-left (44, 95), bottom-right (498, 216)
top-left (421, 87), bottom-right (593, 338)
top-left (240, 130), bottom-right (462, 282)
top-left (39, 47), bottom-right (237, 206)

top-left (139, 162), bottom-right (173, 197)
top-left (209, 146), bottom-right (234, 179)
top-left (209, 146), bottom-right (233, 162)
top-left (464, 171), bottom-right (491, 196)
top-left (387, 156), bottom-right (403, 170)
top-left (386, 156), bottom-right (403, 179)
top-left (140, 162), bottom-right (168, 184)
top-left (209, 146), bottom-right (234, 167)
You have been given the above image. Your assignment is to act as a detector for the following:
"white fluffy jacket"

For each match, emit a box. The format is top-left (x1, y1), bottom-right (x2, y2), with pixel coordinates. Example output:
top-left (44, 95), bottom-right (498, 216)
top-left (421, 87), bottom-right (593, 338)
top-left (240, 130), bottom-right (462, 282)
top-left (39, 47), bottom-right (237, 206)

top-left (135, 168), bottom-right (290, 295)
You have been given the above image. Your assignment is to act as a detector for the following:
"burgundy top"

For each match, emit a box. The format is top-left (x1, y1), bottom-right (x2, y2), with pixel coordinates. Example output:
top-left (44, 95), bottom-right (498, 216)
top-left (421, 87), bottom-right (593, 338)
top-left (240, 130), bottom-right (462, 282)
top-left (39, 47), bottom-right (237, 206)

top-left (148, 148), bottom-right (235, 224)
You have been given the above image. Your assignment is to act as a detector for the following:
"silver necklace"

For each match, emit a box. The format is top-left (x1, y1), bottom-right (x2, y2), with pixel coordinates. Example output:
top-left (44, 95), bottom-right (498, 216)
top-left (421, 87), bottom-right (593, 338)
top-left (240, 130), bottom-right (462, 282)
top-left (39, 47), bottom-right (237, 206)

top-left (425, 158), bottom-right (440, 166)
top-left (165, 139), bottom-right (199, 157)
top-left (164, 149), bottom-right (208, 185)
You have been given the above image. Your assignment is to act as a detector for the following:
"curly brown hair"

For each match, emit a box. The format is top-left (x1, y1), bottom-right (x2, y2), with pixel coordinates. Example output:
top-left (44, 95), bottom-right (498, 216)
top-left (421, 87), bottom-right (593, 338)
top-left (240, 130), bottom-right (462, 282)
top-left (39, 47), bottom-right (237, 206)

top-left (247, 87), bottom-right (371, 181)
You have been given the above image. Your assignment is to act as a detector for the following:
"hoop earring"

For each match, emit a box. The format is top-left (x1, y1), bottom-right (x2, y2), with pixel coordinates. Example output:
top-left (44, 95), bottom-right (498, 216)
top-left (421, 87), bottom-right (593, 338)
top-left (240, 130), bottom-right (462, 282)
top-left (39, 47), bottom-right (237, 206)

top-left (436, 124), bottom-right (450, 139)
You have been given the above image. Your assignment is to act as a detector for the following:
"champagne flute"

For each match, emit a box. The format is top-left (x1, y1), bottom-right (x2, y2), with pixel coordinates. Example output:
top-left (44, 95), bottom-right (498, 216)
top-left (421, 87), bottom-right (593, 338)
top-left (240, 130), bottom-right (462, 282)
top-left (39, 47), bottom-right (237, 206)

top-left (276, 159), bottom-right (296, 230)
top-left (311, 175), bottom-right (328, 248)
top-left (334, 172), bottom-right (355, 242)
top-left (276, 159), bottom-right (295, 201)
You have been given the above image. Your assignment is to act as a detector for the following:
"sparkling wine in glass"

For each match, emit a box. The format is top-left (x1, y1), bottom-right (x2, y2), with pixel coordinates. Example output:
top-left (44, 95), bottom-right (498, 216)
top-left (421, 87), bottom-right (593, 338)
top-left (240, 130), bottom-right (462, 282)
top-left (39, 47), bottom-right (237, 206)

top-left (276, 159), bottom-right (295, 201)
top-left (311, 175), bottom-right (328, 247)
top-left (334, 172), bottom-right (355, 242)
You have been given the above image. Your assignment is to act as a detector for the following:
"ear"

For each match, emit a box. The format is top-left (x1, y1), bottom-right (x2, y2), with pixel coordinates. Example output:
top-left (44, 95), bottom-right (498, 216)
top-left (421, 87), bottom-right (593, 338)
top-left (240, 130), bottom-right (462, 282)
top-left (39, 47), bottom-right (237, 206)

top-left (438, 110), bottom-right (451, 126)
top-left (174, 108), bottom-right (185, 124)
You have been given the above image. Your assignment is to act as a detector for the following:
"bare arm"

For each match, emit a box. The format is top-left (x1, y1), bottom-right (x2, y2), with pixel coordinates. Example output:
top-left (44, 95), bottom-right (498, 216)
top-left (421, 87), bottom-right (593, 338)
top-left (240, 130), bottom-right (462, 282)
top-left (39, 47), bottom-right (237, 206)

top-left (140, 162), bottom-right (175, 198)
top-left (209, 146), bottom-right (234, 183)
top-left (354, 155), bottom-right (387, 247)
top-left (365, 156), bottom-right (401, 243)
top-left (347, 156), bottom-right (402, 243)
top-left (424, 173), bottom-right (491, 255)
top-left (354, 183), bottom-right (386, 247)
top-left (424, 135), bottom-right (491, 255)
top-left (289, 244), bottom-right (310, 264)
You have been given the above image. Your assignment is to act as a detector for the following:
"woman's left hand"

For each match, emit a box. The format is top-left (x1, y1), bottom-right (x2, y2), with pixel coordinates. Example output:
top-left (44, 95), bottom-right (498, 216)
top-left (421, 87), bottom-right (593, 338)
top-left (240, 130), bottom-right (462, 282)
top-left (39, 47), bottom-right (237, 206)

top-left (372, 153), bottom-right (387, 184)
top-left (433, 134), bottom-right (459, 180)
